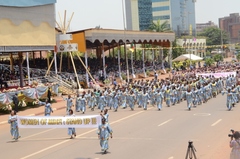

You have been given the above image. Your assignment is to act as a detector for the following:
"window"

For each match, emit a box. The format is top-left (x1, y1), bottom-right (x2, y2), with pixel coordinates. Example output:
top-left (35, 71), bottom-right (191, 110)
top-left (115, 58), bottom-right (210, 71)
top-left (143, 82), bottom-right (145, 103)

top-left (153, 15), bottom-right (170, 20)
top-left (152, 0), bottom-right (169, 2)
top-left (152, 6), bottom-right (170, 12)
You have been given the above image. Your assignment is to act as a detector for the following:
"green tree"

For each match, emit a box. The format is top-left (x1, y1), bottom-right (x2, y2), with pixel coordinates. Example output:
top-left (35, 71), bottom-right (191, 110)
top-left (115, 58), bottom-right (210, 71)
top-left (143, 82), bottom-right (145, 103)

top-left (213, 54), bottom-right (223, 62)
top-left (237, 53), bottom-right (240, 62)
top-left (204, 58), bottom-right (215, 67)
top-left (172, 39), bottom-right (185, 59)
top-left (198, 27), bottom-right (228, 51)
top-left (148, 20), bottom-right (171, 32)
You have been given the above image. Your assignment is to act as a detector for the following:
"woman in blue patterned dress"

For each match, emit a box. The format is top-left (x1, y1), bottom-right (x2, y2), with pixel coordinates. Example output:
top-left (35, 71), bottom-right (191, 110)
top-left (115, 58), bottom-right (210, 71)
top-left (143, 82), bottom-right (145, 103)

top-left (186, 88), bottom-right (193, 110)
top-left (8, 110), bottom-right (20, 141)
top-left (68, 109), bottom-right (76, 139)
top-left (97, 118), bottom-right (113, 154)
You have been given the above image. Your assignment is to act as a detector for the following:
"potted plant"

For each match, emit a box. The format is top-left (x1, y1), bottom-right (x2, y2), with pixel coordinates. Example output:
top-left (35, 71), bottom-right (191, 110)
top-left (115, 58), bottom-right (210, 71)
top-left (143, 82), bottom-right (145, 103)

top-left (146, 70), bottom-right (150, 77)
top-left (58, 88), bottom-right (62, 97)
top-left (104, 78), bottom-right (111, 86)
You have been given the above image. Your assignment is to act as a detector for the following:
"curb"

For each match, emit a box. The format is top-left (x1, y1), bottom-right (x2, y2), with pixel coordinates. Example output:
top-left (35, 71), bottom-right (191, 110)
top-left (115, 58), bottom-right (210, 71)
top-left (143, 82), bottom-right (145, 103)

top-left (0, 106), bottom-right (66, 125)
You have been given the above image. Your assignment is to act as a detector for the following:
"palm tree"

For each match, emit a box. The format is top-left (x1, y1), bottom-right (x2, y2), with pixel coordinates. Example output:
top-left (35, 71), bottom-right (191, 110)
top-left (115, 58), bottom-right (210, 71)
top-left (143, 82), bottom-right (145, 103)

top-left (148, 20), bottom-right (172, 61)
top-left (149, 20), bottom-right (171, 32)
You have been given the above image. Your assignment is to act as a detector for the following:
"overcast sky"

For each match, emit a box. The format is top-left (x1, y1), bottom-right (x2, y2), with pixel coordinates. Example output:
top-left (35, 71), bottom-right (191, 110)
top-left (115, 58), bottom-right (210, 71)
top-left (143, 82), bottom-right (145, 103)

top-left (55, 0), bottom-right (240, 31)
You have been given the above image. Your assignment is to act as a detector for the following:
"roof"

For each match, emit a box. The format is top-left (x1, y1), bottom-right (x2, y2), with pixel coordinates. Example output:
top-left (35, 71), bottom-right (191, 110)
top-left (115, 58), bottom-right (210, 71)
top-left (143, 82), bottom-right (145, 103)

top-left (69, 28), bottom-right (175, 44)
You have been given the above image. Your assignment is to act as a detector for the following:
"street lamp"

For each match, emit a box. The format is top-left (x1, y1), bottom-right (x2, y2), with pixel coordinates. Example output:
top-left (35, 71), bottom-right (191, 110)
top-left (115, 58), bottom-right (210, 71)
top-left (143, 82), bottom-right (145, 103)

top-left (121, 0), bottom-right (130, 82)
top-left (188, 12), bottom-right (193, 66)
top-left (220, 29), bottom-right (224, 58)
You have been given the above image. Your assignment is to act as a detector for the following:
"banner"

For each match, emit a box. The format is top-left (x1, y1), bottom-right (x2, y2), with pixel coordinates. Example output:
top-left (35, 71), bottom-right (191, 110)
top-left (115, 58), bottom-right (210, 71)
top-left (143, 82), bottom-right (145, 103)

top-left (17, 115), bottom-right (101, 129)
top-left (196, 72), bottom-right (236, 78)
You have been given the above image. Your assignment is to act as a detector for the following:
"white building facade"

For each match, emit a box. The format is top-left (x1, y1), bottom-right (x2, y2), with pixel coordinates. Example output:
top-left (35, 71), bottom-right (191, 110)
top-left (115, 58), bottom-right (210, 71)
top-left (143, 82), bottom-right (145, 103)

top-left (176, 38), bottom-right (206, 57)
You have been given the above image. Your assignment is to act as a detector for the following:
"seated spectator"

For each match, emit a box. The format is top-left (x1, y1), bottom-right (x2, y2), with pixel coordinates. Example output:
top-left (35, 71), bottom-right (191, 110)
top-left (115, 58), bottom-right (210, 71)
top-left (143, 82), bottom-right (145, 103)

top-left (0, 77), bottom-right (8, 88)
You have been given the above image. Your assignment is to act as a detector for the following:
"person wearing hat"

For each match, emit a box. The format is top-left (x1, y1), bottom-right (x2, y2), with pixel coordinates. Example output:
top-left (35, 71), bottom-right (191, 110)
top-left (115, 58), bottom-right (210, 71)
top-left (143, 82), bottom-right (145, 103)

top-left (97, 117), bottom-right (113, 154)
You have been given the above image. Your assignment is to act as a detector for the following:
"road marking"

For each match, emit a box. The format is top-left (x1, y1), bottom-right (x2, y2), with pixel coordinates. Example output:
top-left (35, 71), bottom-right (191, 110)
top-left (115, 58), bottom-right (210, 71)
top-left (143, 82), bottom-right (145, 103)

top-left (20, 109), bottom-right (148, 159)
top-left (211, 119), bottom-right (222, 126)
top-left (0, 121), bottom-right (7, 124)
top-left (27, 114), bottom-right (35, 116)
top-left (25, 136), bottom-right (194, 141)
top-left (20, 128), bottom-right (56, 140)
top-left (158, 119), bottom-right (173, 127)
top-left (0, 114), bottom-right (35, 125)
top-left (168, 157), bottom-right (174, 159)
top-left (193, 113), bottom-right (211, 116)
top-left (0, 111), bottom-right (58, 125)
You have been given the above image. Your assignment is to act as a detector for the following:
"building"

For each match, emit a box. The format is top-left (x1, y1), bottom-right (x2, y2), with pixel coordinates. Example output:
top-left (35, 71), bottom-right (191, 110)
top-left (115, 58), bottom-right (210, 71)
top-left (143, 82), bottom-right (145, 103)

top-left (219, 13), bottom-right (240, 44)
top-left (125, 0), bottom-right (152, 31)
top-left (196, 21), bottom-right (217, 33)
top-left (176, 38), bottom-right (206, 57)
top-left (125, 0), bottom-right (196, 36)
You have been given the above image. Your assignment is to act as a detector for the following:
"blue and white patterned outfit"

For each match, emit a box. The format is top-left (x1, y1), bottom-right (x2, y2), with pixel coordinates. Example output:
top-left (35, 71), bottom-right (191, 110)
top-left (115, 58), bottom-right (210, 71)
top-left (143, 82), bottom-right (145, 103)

top-left (97, 123), bottom-right (113, 152)
top-left (8, 115), bottom-right (20, 140)
top-left (45, 103), bottom-right (53, 116)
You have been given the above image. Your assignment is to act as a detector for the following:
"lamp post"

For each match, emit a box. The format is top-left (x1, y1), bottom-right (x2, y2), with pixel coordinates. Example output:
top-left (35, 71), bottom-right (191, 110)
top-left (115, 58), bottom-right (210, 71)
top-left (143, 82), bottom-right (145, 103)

top-left (188, 12), bottom-right (192, 67)
top-left (121, 0), bottom-right (129, 83)
top-left (220, 29), bottom-right (224, 58)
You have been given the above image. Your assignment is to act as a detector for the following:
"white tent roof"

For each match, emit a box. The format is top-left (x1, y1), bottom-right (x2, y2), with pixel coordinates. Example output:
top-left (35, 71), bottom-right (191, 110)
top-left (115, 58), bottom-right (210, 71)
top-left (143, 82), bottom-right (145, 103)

top-left (172, 54), bottom-right (203, 62)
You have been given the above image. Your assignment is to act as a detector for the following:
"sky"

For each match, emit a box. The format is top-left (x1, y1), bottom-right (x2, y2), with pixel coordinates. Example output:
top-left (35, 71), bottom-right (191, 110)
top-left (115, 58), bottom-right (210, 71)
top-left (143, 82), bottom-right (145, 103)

top-left (55, 0), bottom-right (240, 31)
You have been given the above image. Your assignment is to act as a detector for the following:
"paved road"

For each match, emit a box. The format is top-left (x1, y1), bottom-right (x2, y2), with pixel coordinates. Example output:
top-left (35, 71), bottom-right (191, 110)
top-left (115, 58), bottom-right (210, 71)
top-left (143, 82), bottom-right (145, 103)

top-left (0, 93), bottom-right (238, 159)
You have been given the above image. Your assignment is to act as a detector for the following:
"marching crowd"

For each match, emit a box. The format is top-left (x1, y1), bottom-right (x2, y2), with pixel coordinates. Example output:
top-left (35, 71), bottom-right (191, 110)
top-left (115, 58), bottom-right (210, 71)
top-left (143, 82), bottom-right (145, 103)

top-left (7, 61), bottom-right (240, 154)
top-left (59, 74), bottom-right (237, 115)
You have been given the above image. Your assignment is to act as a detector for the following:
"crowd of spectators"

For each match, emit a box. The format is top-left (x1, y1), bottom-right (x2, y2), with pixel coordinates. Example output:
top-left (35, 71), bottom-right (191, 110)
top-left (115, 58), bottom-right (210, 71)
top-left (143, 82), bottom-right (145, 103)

top-left (0, 56), bottom-right (168, 81)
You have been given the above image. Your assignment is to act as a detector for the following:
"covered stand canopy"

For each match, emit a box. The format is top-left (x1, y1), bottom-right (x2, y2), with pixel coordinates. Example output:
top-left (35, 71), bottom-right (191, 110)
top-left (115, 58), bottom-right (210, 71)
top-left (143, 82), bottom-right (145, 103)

top-left (172, 54), bottom-right (203, 62)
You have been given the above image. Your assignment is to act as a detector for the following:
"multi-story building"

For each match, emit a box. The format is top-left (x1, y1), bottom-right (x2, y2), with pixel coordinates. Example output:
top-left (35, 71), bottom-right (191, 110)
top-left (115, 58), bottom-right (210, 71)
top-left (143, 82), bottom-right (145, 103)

top-left (219, 13), bottom-right (240, 44)
top-left (125, 0), bottom-right (196, 36)
top-left (196, 21), bottom-right (217, 33)
top-left (125, 0), bottom-right (152, 31)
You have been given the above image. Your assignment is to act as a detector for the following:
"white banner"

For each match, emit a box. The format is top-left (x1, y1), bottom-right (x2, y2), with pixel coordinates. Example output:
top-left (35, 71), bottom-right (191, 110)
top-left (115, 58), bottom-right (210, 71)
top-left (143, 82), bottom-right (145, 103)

top-left (196, 72), bottom-right (236, 78)
top-left (17, 115), bottom-right (101, 129)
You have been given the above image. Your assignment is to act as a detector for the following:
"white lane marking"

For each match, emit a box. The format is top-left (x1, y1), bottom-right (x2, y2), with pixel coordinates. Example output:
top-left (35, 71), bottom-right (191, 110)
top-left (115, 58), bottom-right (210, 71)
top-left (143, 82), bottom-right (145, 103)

top-left (20, 109), bottom-right (148, 159)
top-left (211, 119), bottom-right (222, 126)
top-left (193, 113), bottom-right (211, 116)
top-left (0, 121), bottom-right (7, 124)
top-left (168, 157), bottom-right (174, 159)
top-left (27, 114), bottom-right (35, 116)
top-left (0, 114), bottom-right (35, 125)
top-left (158, 119), bottom-right (173, 127)
top-left (0, 109), bottom-right (59, 125)
top-left (20, 128), bottom-right (56, 140)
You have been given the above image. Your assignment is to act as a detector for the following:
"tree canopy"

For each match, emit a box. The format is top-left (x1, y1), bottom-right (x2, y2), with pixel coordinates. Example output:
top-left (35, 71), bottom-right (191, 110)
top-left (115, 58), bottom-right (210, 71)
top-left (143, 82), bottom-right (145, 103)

top-left (172, 39), bottom-right (185, 59)
top-left (197, 27), bottom-right (228, 46)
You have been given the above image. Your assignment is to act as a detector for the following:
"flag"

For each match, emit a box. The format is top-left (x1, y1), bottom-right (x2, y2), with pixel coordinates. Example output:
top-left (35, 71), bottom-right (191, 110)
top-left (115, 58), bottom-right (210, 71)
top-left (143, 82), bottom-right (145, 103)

top-left (129, 43), bottom-right (134, 52)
